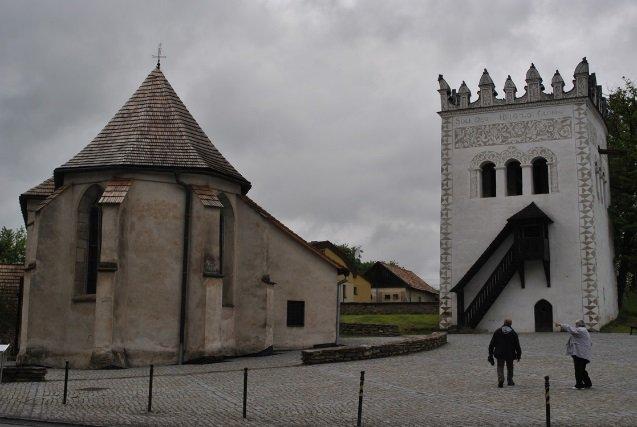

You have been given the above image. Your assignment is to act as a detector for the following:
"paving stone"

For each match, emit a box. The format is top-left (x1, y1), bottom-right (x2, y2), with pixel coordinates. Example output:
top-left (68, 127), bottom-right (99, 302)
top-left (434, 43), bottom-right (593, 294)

top-left (0, 333), bottom-right (635, 426)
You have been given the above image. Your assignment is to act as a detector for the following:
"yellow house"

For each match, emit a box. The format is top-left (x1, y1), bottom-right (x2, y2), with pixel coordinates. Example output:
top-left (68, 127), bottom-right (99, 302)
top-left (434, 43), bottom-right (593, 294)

top-left (310, 241), bottom-right (373, 303)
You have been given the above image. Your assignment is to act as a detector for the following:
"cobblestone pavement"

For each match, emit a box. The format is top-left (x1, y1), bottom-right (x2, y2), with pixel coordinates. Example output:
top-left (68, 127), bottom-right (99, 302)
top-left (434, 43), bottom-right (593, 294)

top-left (0, 333), bottom-right (635, 426)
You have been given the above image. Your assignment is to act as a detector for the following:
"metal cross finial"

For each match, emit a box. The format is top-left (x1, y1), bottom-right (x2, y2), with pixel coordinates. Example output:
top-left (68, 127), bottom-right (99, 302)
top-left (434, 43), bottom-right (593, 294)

top-left (152, 43), bottom-right (166, 69)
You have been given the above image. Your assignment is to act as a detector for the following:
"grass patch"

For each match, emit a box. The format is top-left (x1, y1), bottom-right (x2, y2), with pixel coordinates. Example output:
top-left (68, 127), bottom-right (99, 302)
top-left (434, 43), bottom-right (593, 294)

top-left (600, 291), bottom-right (637, 333)
top-left (340, 314), bottom-right (439, 335)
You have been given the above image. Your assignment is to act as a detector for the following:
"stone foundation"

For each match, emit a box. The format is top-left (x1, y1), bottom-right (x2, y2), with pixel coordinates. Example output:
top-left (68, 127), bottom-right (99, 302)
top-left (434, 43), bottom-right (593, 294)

top-left (301, 332), bottom-right (447, 364)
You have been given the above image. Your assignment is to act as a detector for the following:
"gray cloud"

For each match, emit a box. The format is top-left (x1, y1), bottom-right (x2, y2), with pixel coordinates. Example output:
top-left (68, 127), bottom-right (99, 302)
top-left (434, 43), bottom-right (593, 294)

top-left (1, 0), bottom-right (636, 285)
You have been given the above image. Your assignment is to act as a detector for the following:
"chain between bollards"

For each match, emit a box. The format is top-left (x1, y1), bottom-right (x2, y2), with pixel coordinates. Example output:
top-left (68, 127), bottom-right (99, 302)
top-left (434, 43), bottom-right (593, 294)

top-left (62, 361), bottom-right (69, 405)
top-left (544, 375), bottom-right (551, 427)
top-left (243, 367), bottom-right (248, 419)
top-left (357, 370), bottom-right (365, 427)
top-left (147, 364), bottom-right (154, 413)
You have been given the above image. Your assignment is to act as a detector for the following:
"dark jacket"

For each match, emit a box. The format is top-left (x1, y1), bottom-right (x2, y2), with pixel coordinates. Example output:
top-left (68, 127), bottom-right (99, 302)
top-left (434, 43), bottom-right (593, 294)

top-left (488, 325), bottom-right (522, 360)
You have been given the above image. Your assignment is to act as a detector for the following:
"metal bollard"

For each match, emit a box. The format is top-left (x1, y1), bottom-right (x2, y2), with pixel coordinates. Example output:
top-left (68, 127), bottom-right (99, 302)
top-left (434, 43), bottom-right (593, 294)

top-left (243, 368), bottom-right (248, 419)
top-left (62, 361), bottom-right (69, 404)
top-left (357, 371), bottom-right (365, 427)
top-left (544, 376), bottom-right (550, 427)
top-left (148, 365), bottom-right (154, 413)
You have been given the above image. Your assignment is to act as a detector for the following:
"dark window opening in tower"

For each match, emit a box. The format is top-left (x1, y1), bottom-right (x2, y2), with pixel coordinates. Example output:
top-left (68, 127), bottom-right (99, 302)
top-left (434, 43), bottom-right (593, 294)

top-left (506, 160), bottom-right (523, 196)
top-left (481, 162), bottom-right (496, 197)
top-left (532, 157), bottom-right (550, 194)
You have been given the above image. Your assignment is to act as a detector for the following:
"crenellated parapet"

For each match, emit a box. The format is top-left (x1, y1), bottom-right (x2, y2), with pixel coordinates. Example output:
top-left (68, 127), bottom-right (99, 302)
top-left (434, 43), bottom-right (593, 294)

top-left (438, 58), bottom-right (607, 117)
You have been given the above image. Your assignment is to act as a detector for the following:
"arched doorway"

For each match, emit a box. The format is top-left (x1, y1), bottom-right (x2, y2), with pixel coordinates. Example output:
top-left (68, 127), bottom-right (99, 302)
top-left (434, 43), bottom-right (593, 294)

top-left (534, 299), bottom-right (553, 332)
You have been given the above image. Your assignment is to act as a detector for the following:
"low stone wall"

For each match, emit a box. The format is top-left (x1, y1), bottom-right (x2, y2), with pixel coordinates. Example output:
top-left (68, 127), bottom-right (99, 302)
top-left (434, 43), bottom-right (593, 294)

top-left (340, 302), bottom-right (438, 315)
top-left (301, 332), bottom-right (447, 365)
top-left (339, 323), bottom-right (400, 336)
top-left (1, 366), bottom-right (47, 383)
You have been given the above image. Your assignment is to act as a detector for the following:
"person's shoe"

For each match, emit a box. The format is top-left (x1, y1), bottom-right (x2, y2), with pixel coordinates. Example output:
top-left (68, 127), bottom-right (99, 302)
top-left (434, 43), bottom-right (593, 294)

top-left (498, 382), bottom-right (504, 388)
top-left (507, 380), bottom-right (515, 386)
top-left (584, 385), bottom-right (592, 389)
top-left (572, 386), bottom-right (584, 390)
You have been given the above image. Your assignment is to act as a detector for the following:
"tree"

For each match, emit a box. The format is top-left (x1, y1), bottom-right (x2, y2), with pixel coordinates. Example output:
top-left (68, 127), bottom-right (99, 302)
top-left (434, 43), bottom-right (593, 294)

top-left (0, 226), bottom-right (26, 264)
top-left (607, 78), bottom-right (637, 307)
top-left (335, 243), bottom-right (375, 275)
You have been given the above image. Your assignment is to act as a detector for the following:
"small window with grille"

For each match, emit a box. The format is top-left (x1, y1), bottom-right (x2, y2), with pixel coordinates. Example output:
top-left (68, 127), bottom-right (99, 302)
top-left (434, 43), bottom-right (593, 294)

top-left (287, 301), bottom-right (305, 327)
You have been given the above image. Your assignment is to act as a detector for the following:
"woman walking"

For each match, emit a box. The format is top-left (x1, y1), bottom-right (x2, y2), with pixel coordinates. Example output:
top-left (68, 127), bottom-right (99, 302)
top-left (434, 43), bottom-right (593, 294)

top-left (555, 320), bottom-right (592, 389)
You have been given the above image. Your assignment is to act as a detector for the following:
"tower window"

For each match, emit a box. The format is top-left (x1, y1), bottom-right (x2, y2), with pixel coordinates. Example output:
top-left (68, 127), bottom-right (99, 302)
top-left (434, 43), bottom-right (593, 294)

top-left (506, 160), bottom-right (523, 196)
top-left (481, 162), bottom-right (496, 197)
top-left (532, 157), bottom-right (549, 194)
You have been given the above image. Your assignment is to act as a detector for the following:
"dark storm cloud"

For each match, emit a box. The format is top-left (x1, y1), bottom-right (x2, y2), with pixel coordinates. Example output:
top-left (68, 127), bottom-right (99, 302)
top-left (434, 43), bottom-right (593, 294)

top-left (1, 0), bottom-right (636, 284)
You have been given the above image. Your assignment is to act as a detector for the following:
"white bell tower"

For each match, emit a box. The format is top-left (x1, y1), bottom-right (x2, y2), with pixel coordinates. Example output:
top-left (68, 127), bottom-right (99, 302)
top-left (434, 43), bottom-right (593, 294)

top-left (436, 59), bottom-right (618, 332)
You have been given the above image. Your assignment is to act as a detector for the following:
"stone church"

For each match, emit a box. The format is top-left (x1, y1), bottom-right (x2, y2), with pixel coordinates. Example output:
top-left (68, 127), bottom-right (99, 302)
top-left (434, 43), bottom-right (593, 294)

top-left (437, 58), bottom-right (618, 332)
top-left (17, 65), bottom-right (347, 368)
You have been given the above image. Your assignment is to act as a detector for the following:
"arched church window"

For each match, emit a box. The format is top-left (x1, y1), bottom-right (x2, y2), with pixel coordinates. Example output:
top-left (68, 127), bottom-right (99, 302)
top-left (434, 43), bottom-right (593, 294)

top-left (506, 160), bottom-right (522, 196)
top-left (532, 157), bottom-right (549, 194)
top-left (75, 185), bottom-right (104, 295)
top-left (480, 162), bottom-right (496, 198)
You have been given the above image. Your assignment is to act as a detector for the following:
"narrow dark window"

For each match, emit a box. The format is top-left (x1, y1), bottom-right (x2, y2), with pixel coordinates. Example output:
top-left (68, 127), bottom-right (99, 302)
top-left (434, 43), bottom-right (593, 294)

top-left (506, 160), bottom-right (523, 196)
top-left (342, 284), bottom-right (347, 299)
top-left (218, 212), bottom-right (224, 275)
top-left (384, 294), bottom-right (390, 300)
top-left (353, 286), bottom-right (358, 296)
top-left (532, 157), bottom-right (549, 194)
top-left (85, 203), bottom-right (101, 294)
top-left (481, 162), bottom-right (496, 197)
top-left (287, 301), bottom-right (305, 327)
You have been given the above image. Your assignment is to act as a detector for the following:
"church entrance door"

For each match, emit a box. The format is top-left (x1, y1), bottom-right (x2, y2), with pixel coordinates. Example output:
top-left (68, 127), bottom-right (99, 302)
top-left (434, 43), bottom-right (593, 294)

top-left (534, 299), bottom-right (553, 332)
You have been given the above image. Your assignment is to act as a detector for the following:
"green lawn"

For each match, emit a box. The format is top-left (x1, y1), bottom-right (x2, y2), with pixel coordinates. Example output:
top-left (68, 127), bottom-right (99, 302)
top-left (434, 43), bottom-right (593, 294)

top-left (601, 291), bottom-right (637, 333)
top-left (340, 313), bottom-right (439, 335)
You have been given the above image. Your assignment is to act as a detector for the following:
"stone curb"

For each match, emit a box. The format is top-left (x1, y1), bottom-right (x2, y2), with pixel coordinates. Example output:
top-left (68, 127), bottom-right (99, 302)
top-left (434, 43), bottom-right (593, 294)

top-left (301, 332), bottom-right (447, 365)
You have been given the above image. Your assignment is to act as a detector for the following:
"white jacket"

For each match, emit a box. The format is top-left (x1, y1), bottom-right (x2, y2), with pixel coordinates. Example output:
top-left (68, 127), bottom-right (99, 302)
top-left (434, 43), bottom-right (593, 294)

top-left (561, 324), bottom-right (592, 361)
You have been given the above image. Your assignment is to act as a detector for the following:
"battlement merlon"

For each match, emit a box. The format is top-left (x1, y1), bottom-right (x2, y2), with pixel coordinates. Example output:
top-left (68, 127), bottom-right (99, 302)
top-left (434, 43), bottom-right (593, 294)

top-left (437, 58), bottom-right (607, 117)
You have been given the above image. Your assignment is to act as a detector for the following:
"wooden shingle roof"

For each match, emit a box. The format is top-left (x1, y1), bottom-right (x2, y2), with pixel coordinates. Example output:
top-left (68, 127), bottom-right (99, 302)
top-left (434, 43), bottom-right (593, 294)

top-left (54, 67), bottom-right (250, 193)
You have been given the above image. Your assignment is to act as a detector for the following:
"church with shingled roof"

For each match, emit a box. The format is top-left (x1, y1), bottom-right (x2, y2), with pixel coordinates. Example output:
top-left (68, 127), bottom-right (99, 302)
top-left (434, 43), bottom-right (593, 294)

top-left (17, 65), bottom-right (347, 369)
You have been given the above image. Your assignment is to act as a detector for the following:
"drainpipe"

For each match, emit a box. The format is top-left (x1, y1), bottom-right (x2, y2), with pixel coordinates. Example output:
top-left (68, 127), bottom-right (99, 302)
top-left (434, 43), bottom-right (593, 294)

top-left (175, 173), bottom-right (192, 364)
top-left (335, 274), bottom-right (349, 346)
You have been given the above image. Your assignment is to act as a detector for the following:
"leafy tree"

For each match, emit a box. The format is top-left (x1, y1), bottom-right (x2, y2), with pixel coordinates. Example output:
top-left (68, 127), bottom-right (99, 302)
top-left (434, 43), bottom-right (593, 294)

top-left (0, 226), bottom-right (26, 264)
top-left (335, 243), bottom-right (375, 275)
top-left (607, 78), bottom-right (637, 306)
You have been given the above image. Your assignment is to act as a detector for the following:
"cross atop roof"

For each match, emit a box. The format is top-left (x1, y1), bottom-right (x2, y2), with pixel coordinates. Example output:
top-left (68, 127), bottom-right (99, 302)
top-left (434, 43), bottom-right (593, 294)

top-left (152, 43), bottom-right (166, 69)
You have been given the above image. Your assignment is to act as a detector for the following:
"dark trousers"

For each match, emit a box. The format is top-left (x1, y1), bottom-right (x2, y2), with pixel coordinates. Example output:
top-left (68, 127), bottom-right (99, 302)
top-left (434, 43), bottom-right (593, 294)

top-left (496, 358), bottom-right (514, 384)
top-left (572, 356), bottom-right (592, 388)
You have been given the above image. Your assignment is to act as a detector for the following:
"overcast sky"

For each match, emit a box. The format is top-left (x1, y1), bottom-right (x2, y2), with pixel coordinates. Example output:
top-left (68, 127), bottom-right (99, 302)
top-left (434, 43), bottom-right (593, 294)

top-left (1, 1), bottom-right (636, 284)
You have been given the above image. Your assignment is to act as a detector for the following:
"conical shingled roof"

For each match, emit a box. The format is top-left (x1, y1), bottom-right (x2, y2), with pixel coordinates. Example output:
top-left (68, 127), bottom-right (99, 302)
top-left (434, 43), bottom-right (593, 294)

top-left (55, 67), bottom-right (251, 193)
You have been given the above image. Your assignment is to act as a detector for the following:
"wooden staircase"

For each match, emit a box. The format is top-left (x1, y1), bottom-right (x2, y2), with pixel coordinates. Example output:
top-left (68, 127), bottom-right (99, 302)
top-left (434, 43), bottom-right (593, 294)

top-left (461, 246), bottom-right (519, 329)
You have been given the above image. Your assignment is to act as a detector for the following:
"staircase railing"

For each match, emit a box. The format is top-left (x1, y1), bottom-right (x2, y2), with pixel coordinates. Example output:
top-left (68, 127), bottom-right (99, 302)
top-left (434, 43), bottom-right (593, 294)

top-left (463, 246), bottom-right (518, 329)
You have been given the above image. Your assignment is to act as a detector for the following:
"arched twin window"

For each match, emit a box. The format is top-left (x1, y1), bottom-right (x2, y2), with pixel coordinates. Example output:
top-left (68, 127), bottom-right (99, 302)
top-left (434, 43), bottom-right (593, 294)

top-left (75, 185), bottom-right (104, 295)
top-left (479, 156), bottom-right (551, 198)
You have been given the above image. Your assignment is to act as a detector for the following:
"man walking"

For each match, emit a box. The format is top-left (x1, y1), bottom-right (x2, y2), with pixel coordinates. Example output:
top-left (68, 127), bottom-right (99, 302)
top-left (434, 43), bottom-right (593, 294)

top-left (488, 318), bottom-right (521, 388)
top-left (555, 320), bottom-right (593, 389)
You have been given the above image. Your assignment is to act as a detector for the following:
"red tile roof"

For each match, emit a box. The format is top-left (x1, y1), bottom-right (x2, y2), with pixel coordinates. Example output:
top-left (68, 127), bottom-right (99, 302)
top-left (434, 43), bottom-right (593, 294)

top-left (99, 179), bottom-right (133, 205)
top-left (380, 262), bottom-right (439, 294)
top-left (54, 67), bottom-right (250, 193)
